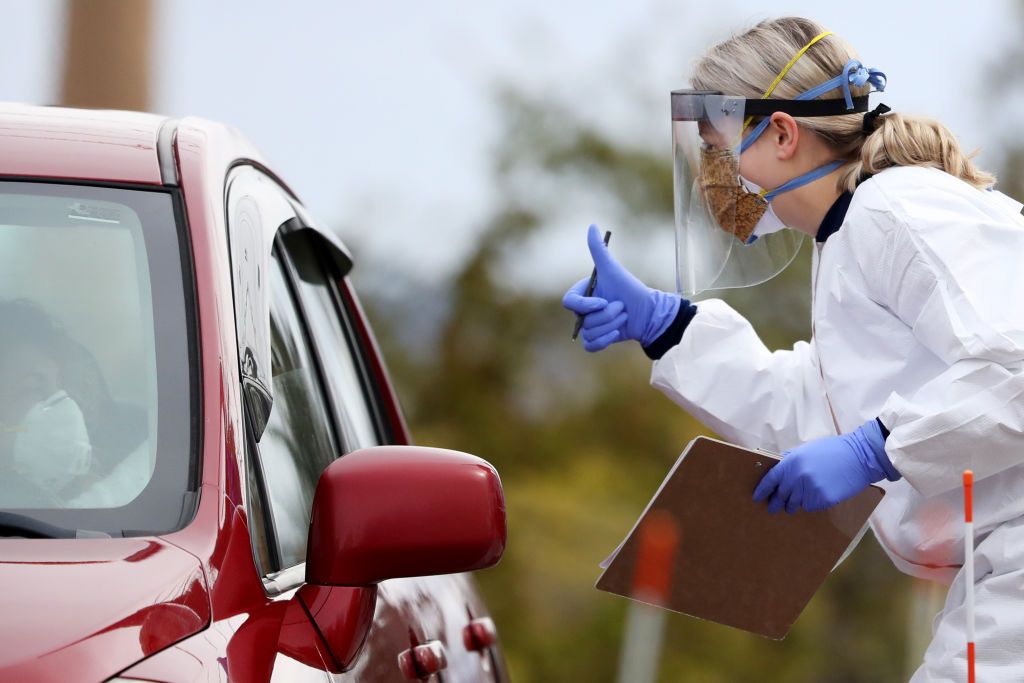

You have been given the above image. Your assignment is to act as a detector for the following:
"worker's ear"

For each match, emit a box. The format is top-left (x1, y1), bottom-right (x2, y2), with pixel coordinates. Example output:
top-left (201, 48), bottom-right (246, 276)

top-left (768, 113), bottom-right (800, 161)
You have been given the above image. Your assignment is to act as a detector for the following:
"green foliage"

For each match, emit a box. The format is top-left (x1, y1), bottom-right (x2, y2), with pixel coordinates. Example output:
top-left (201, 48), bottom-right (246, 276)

top-left (988, 1), bottom-right (1024, 202)
top-left (358, 89), bottom-right (936, 681)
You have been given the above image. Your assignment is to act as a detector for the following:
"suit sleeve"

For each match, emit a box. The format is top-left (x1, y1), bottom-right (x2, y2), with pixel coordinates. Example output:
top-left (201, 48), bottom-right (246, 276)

top-left (650, 298), bottom-right (838, 453)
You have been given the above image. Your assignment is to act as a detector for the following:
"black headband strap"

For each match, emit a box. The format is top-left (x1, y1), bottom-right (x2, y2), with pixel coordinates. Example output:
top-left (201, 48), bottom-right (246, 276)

top-left (743, 95), bottom-right (871, 118)
top-left (862, 103), bottom-right (892, 133)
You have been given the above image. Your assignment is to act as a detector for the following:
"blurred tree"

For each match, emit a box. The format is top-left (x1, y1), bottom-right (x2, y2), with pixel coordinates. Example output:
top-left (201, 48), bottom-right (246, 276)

top-left (357, 87), bottom-right (916, 681)
top-left (60, 0), bottom-right (152, 111)
top-left (992, 0), bottom-right (1024, 202)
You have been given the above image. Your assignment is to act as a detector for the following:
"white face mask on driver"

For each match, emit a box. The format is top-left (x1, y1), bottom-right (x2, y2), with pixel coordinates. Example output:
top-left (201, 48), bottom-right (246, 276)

top-left (739, 177), bottom-right (788, 239)
top-left (12, 390), bottom-right (92, 496)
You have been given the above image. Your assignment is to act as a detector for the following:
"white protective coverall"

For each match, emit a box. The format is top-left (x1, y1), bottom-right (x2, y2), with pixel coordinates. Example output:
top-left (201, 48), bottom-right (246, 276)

top-left (651, 165), bottom-right (1024, 681)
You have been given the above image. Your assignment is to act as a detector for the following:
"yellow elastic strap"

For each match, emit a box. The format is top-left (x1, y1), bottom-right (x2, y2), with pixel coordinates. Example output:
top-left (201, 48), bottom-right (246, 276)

top-left (741, 30), bottom-right (834, 134)
top-left (761, 30), bottom-right (833, 99)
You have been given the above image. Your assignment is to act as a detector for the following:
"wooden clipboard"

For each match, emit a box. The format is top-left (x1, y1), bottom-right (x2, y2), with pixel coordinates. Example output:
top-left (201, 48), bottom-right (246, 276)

top-left (595, 436), bottom-right (885, 640)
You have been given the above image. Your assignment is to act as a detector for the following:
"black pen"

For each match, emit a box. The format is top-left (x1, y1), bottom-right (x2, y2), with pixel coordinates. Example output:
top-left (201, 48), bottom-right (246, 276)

top-left (572, 230), bottom-right (612, 341)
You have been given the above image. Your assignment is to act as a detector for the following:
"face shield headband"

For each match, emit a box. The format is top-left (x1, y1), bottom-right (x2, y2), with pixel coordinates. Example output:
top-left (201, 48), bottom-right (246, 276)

top-left (739, 57), bottom-right (888, 156)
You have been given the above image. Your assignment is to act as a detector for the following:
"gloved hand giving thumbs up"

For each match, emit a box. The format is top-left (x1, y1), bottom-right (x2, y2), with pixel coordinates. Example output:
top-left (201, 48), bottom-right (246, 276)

top-left (562, 225), bottom-right (684, 353)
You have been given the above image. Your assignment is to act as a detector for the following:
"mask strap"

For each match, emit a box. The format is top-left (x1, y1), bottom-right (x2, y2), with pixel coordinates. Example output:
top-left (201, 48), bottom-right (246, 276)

top-left (762, 159), bottom-right (845, 202)
top-left (739, 118), bottom-right (773, 154)
top-left (799, 59), bottom-right (888, 108)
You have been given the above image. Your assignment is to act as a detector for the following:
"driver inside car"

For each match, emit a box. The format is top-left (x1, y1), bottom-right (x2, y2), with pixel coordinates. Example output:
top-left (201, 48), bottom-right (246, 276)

top-left (0, 300), bottom-right (93, 505)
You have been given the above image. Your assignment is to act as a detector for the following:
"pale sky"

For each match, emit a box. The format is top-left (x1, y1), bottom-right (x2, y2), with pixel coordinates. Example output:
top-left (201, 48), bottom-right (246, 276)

top-left (1, 0), bottom-right (1018, 288)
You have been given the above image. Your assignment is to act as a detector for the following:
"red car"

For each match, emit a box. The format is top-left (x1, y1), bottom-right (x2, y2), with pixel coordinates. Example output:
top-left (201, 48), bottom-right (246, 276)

top-left (0, 104), bottom-right (508, 682)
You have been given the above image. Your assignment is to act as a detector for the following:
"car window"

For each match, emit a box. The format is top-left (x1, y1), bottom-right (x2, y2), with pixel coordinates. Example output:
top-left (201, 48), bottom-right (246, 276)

top-left (255, 249), bottom-right (339, 569)
top-left (282, 234), bottom-right (381, 450)
top-left (0, 182), bottom-right (194, 536)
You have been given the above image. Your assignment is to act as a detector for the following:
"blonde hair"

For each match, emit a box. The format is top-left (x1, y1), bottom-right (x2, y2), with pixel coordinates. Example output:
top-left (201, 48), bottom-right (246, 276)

top-left (691, 17), bottom-right (995, 190)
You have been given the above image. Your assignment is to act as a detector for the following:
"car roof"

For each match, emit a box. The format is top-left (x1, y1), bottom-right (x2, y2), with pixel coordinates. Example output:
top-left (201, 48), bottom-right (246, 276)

top-left (0, 103), bottom-right (167, 184)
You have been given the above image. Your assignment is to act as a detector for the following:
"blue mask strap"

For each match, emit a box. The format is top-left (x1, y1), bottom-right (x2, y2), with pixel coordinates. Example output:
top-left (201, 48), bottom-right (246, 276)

top-left (743, 159), bottom-right (847, 245)
top-left (806, 60), bottom-right (888, 109)
top-left (762, 159), bottom-right (845, 202)
top-left (739, 118), bottom-right (773, 154)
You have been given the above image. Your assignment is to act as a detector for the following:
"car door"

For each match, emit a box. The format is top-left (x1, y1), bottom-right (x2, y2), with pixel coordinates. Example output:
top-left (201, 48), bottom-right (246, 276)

top-left (276, 226), bottom-right (506, 682)
top-left (227, 166), bottom-right (427, 682)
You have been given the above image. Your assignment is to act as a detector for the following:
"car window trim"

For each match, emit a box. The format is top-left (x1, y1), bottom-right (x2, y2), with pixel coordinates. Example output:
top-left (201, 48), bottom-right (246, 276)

top-left (170, 184), bottom-right (204, 503)
top-left (243, 407), bottom-right (284, 573)
top-left (278, 223), bottom-right (392, 446)
top-left (224, 168), bottom-right (292, 578)
top-left (318, 259), bottom-right (393, 444)
top-left (271, 238), bottom-right (347, 454)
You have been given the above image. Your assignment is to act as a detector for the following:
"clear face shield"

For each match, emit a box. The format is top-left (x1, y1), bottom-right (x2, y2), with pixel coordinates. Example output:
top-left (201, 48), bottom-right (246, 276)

top-left (671, 90), bottom-right (804, 297)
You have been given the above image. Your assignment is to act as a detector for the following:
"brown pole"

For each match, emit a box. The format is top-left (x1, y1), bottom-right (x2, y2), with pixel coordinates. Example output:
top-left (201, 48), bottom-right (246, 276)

top-left (59, 0), bottom-right (152, 111)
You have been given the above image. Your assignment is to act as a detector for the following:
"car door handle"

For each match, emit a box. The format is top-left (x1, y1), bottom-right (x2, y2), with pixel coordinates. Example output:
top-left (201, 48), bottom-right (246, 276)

top-left (398, 640), bottom-right (447, 680)
top-left (462, 617), bottom-right (497, 651)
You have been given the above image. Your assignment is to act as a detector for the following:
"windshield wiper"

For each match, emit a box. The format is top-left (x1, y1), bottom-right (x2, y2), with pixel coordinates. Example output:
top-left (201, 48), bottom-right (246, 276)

top-left (0, 511), bottom-right (80, 539)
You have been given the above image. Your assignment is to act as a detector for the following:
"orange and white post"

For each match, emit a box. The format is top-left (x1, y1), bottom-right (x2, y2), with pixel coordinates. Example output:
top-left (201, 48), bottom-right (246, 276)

top-left (616, 511), bottom-right (679, 683)
top-left (964, 469), bottom-right (975, 683)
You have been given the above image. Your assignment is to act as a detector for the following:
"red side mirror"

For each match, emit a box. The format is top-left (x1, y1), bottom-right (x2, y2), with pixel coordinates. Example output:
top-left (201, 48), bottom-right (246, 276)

top-left (305, 446), bottom-right (506, 586)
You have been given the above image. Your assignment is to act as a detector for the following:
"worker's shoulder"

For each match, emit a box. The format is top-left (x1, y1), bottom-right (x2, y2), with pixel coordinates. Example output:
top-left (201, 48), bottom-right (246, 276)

top-left (849, 165), bottom-right (1006, 232)
top-left (853, 165), bottom-right (957, 212)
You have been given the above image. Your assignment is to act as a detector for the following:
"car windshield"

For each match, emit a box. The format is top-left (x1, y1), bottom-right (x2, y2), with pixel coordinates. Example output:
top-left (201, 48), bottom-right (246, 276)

top-left (0, 182), bottom-right (195, 537)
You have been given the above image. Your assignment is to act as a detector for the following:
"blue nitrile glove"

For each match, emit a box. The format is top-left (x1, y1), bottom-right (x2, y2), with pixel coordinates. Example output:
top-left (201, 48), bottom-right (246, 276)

top-left (752, 419), bottom-right (901, 514)
top-left (562, 225), bottom-right (681, 352)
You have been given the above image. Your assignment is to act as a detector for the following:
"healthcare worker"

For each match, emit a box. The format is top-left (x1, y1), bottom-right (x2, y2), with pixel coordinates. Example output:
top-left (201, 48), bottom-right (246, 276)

top-left (563, 17), bottom-right (1024, 681)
